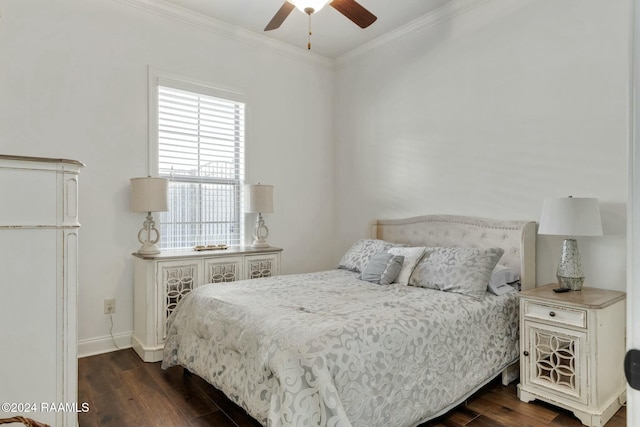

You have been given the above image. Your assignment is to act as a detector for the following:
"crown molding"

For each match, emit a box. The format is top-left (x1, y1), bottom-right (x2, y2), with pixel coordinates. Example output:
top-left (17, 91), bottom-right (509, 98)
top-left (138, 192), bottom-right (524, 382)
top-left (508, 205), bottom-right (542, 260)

top-left (336, 0), bottom-right (490, 65)
top-left (112, 0), bottom-right (334, 68)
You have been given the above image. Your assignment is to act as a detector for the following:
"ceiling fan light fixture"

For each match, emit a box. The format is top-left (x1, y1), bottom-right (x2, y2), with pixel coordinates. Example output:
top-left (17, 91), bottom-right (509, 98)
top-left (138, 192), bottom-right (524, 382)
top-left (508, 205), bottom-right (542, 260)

top-left (288, 0), bottom-right (332, 14)
top-left (264, 0), bottom-right (376, 36)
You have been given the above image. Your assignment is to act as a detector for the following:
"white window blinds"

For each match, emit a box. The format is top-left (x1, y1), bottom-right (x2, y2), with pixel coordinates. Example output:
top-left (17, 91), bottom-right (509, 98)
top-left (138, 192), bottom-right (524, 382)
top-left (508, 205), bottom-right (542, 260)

top-left (156, 84), bottom-right (245, 249)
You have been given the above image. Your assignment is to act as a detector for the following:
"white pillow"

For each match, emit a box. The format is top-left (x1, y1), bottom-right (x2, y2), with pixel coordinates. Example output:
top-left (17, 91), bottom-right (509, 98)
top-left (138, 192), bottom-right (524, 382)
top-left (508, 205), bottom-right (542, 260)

top-left (488, 265), bottom-right (519, 295)
top-left (388, 246), bottom-right (426, 285)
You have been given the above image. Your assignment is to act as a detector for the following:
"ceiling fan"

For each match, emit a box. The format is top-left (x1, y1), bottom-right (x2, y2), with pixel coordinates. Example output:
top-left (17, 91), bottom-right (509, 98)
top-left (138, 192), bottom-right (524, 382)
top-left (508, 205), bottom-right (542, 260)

top-left (264, 0), bottom-right (377, 49)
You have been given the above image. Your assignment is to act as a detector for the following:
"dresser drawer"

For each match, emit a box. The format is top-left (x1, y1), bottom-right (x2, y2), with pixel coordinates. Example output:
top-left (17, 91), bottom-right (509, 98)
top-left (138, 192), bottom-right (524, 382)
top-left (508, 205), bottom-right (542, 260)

top-left (523, 301), bottom-right (586, 328)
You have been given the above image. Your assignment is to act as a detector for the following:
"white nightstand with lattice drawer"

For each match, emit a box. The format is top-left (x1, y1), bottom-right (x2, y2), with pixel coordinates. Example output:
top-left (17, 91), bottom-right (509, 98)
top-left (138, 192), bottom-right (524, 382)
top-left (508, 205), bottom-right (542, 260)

top-left (517, 284), bottom-right (626, 427)
top-left (132, 246), bottom-right (282, 362)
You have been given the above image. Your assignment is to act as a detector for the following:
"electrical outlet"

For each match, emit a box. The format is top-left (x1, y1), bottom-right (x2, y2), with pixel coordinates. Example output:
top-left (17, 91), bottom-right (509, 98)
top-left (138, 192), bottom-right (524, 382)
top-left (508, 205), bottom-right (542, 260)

top-left (104, 298), bottom-right (116, 314)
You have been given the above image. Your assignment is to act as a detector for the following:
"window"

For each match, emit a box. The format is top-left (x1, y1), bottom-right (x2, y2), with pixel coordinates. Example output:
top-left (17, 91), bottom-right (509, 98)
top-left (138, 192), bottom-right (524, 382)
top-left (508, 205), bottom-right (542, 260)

top-left (153, 78), bottom-right (245, 250)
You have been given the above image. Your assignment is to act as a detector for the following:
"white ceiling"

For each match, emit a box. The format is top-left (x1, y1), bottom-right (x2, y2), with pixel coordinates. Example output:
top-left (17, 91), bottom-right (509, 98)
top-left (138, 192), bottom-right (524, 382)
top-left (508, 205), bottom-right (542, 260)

top-left (159, 0), bottom-right (452, 58)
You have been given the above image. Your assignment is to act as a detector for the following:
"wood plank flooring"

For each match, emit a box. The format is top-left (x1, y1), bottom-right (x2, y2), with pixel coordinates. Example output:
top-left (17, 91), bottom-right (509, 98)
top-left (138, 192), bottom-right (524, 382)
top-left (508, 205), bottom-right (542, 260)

top-left (78, 349), bottom-right (626, 427)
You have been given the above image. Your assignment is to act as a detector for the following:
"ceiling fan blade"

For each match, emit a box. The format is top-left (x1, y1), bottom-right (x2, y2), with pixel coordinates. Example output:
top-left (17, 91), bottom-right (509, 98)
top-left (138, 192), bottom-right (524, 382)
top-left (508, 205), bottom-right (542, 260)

top-left (330, 0), bottom-right (377, 28)
top-left (264, 1), bottom-right (296, 31)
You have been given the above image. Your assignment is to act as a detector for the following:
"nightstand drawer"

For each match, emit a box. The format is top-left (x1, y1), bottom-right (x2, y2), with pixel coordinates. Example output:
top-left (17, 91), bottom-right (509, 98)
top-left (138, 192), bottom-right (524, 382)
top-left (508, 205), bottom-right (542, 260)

top-left (523, 301), bottom-right (586, 328)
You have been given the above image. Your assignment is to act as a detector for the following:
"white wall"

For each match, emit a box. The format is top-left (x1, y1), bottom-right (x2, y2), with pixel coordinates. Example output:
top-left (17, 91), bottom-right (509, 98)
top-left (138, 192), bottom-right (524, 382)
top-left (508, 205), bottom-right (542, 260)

top-left (0, 0), bottom-right (336, 355)
top-left (334, 0), bottom-right (630, 291)
top-left (0, 0), bottom-right (631, 356)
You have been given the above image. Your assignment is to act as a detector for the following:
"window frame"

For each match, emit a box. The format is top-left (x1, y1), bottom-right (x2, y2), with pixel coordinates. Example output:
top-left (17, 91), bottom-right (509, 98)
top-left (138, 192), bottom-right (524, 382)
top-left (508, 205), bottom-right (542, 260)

top-left (148, 69), bottom-right (247, 250)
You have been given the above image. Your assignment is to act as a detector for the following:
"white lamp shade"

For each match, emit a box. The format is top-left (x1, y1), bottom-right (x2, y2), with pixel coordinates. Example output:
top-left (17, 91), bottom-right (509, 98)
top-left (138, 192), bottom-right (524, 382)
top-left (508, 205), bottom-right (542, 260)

top-left (288, 0), bottom-right (331, 13)
top-left (130, 177), bottom-right (169, 213)
top-left (538, 197), bottom-right (603, 236)
top-left (245, 184), bottom-right (274, 213)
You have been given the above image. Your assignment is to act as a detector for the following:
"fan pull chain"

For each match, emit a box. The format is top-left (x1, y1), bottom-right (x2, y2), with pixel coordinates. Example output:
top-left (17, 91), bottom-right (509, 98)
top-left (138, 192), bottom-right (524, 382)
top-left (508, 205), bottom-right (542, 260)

top-left (307, 12), bottom-right (312, 50)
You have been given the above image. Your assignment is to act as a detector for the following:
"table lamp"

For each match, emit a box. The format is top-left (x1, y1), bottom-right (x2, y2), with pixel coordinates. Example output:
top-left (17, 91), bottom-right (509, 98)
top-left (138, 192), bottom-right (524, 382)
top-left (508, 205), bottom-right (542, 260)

top-left (245, 184), bottom-right (274, 248)
top-left (131, 177), bottom-right (169, 255)
top-left (538, 196), bottom-right (603, 290)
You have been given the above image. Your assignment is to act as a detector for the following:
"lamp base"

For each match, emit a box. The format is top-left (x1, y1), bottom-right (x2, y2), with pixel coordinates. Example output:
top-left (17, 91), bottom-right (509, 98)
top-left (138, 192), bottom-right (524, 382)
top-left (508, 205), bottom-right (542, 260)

top-left (557, 276), bottom-right (584, 291)
top-left (250, 239), bottom-right (270, 249)
top-left (557, 238), bottom-right (585, 291)
top-left (137, 213), bottom-right (161, 256)
top-left (251, 213), bottom-right (270, 249)
top-left (138, 242), bottom-right (161, 256)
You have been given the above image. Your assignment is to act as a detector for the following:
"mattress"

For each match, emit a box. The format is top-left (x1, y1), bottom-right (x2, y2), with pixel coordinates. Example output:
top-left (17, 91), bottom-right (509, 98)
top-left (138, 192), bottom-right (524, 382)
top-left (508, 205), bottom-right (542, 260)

top-left (162, 269), bottom-right (519, 427)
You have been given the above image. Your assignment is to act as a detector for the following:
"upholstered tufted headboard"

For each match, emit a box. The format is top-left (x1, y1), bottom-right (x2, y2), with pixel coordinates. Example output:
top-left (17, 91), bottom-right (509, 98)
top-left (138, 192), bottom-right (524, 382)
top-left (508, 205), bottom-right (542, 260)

top-left (371, 215), bottom-right (537, 290)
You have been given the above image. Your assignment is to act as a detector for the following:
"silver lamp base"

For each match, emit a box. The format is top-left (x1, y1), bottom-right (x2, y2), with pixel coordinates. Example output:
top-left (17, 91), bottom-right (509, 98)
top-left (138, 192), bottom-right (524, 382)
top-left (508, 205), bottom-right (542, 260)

top-left (556, 238), bottom-right (584, 291)
top-left (557, 276), bottom-right (584, 291)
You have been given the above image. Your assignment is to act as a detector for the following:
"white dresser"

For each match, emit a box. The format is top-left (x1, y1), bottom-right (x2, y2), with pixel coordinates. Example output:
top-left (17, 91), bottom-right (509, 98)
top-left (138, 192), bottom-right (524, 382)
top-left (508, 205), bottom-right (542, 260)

top-left (518, 284), bottom-right (626, 427)
top-left (0, 155), bottom-right (83, 427)
top-left (132, 247), bottom-right (282, 362)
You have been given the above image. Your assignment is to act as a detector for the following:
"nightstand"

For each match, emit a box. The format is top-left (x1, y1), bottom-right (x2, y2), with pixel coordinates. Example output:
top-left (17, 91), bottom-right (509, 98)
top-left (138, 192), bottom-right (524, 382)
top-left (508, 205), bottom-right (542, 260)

top-left (517, 284), bottom-right (626, 427)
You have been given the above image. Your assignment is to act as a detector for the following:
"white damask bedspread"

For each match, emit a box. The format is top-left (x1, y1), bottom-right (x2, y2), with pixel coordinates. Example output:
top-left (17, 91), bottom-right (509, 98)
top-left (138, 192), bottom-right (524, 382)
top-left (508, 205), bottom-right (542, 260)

top-left (162, 269), bottom-right (519, 427)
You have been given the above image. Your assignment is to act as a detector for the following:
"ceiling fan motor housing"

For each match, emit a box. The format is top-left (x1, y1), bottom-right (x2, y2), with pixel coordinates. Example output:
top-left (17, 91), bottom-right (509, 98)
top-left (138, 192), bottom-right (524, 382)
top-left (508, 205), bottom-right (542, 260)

top-left (289, 0), bottom-right (332, 14)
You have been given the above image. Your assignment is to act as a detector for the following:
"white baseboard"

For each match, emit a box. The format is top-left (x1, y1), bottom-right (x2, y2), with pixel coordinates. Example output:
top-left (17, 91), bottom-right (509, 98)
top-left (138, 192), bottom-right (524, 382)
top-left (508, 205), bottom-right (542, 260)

top-left (78, 331), bottom-right (133, 358)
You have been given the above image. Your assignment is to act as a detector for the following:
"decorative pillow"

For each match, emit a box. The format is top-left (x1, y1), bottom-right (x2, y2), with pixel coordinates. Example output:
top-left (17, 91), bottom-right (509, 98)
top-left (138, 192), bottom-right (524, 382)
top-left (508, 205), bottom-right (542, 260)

top-left (360, 252), bottom-right (405, 285)
top-left (338, 239), bottom-right (396, 273)
top-left (488, 264), bottom-right (520, 295)
top-left (388, 246), bottom-right (427, 285)
top-left (409, 247), bottom-right (504, 300)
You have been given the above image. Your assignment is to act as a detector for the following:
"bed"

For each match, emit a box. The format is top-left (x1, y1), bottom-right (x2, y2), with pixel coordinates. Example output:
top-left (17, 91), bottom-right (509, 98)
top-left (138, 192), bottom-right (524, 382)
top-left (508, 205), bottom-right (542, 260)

top-left (162, 214), bottom-right (536, 427)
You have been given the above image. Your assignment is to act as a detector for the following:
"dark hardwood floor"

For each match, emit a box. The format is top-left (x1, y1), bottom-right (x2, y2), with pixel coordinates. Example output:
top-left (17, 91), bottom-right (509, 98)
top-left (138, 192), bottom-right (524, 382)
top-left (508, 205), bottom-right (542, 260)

top-left (78, 349), bottom-right (626, 427)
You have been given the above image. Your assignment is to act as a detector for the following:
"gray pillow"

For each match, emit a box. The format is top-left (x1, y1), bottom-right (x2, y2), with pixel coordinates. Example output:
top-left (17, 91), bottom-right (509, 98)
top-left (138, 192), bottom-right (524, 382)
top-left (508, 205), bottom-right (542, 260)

top-left (360, 252), bottom-right (405, 285)
top-left (409, 247), bottom-right (504, 300)
top-left (338, 239), bottom-right (397, 273)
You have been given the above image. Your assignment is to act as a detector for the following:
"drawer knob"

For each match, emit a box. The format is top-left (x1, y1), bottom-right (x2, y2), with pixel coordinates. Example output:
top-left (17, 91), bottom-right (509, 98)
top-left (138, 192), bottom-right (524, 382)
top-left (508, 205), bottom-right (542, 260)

top-left (523, 351), bottom-right (529, 357)
top-left (549, 311), bottom-right (556, 317)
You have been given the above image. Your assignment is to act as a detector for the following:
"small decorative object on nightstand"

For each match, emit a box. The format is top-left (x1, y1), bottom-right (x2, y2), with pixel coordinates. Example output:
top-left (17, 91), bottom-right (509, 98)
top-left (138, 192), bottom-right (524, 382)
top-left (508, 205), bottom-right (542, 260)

top-left (538, 196), bottom-right (603, 290)
top-left (245, 183), bottom-right (274, 248)
top-left (518, 284), bottom-right (626, 427)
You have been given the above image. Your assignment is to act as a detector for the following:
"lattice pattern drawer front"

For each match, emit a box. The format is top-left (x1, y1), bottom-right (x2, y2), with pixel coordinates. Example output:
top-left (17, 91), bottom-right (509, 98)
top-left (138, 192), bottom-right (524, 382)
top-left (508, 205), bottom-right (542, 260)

top-left (165, 266), bottom-right (195, 317)
top-left (535, 331), bottom-right (576, 389)
top-left (245, 254), bottom-right (279, 279)
top-left (247, 259), bottom-right (273, 278)
top-left (159, 262), bottom-right (199, 340)
top-left (524, 301), bottom-right (586, 328)
top-left (207, 261), bottom-right (241, 283)
top-left (526, 324), bottom-right (587, 405)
